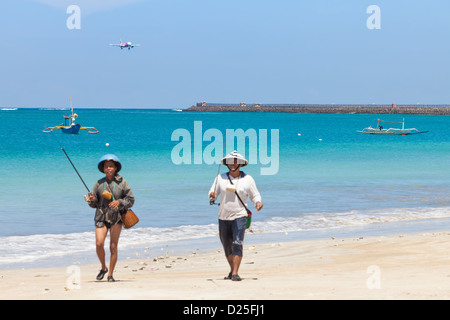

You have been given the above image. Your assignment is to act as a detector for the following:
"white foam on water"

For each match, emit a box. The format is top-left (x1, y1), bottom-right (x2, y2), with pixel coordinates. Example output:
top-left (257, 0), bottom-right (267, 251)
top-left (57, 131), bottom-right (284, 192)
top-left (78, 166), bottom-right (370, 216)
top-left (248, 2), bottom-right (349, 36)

top-left (1, 206), bottom-right (449, 267)
top-left (253, 206), bottom-right (450, 233)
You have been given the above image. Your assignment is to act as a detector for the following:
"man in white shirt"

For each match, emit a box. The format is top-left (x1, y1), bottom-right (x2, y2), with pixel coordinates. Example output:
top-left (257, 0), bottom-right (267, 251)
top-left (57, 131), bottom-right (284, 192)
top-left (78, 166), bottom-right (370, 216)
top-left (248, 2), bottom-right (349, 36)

top-left (209, 151), bottom-right (263, 281)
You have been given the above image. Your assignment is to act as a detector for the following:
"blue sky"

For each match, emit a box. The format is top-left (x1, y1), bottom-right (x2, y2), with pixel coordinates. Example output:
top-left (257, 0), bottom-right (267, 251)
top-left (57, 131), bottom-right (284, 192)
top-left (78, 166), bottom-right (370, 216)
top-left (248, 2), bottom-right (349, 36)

top-left (1, 0), bottom-right (450, 108)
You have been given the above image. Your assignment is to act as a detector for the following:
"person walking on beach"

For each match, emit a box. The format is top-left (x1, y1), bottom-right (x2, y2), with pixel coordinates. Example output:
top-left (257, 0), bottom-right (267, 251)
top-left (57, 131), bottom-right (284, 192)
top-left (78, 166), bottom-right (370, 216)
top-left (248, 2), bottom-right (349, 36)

top-left (84, 154), bottom-right (135, 282)
top-left (209, 151), bottom-right (263, 281)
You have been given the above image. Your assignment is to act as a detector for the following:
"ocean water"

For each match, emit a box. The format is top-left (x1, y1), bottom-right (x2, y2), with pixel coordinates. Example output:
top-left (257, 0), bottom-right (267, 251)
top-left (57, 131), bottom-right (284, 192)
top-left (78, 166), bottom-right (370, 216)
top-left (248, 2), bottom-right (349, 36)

top-left (1, 108), bottom-right (449, 269)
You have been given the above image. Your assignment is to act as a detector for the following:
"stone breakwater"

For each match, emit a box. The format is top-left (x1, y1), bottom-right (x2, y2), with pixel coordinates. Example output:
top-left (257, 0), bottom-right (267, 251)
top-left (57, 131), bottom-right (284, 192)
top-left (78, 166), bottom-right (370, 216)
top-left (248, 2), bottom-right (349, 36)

top-left (185, 105), bottom-right (450, 115)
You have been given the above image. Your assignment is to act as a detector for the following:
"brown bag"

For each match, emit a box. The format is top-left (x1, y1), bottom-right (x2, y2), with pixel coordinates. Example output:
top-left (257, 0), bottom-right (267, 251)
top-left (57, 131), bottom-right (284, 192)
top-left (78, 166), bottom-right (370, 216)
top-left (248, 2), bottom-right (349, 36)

top-left (121, 209), bottom-right (139, 229)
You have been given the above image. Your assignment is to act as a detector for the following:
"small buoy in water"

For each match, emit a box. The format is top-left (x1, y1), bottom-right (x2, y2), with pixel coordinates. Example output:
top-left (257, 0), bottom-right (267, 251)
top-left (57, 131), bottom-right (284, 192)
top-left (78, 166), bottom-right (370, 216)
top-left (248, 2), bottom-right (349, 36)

top-left (297, 133), bottom-right (301, 136)
top-left (105, 143), bottom-right (109, 147)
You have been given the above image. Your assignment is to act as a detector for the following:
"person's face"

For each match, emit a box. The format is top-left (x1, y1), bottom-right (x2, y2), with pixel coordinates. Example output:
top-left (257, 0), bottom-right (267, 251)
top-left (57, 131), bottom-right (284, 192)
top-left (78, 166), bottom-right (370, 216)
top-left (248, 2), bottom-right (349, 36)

top-left (227, 158), bottom-right (240, 171)
top-left (104, 160), bottom-right (117, 177)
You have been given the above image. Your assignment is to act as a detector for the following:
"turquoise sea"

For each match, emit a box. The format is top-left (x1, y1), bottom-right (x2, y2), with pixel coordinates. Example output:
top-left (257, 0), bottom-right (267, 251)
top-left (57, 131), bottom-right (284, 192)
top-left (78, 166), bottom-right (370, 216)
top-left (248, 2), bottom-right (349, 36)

top-left (1, 108), bottom-right (449, 269)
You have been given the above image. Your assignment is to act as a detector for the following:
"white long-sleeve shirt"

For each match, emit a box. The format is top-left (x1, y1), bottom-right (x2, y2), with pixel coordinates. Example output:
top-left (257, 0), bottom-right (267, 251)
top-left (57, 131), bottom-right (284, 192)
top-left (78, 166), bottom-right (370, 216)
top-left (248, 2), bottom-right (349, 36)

top-left (209, 172), bottom-right (262, 221)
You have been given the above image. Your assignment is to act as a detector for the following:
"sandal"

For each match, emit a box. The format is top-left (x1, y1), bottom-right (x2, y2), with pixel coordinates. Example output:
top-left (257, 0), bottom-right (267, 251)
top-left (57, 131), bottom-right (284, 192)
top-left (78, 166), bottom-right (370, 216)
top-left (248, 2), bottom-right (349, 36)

top-left (224, 272), bottom-right (232, 280)
top-left (231, 274), bottom-right (242, 281)
top-left (96, 268), bottom-right (108, 281)
top-left (107, 275), bottom-right (115, 282)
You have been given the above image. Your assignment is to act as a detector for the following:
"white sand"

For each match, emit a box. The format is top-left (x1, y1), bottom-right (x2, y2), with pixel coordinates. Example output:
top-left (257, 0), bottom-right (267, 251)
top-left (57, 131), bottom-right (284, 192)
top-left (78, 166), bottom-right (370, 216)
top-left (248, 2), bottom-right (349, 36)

top-left (1, 231), bottom-right (450, 300)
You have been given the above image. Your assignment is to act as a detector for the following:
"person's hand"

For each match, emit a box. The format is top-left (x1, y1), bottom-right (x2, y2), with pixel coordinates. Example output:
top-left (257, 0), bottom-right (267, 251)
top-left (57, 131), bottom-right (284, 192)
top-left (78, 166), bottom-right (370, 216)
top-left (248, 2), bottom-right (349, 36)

top-left (209, 192), bottom-right (216, 200)
top-left (109, 200), bottom-right (120, 209)
top-left (84, 192), bottom-right (95, 202)
top-left (255, 202), bottom-right (263, 211)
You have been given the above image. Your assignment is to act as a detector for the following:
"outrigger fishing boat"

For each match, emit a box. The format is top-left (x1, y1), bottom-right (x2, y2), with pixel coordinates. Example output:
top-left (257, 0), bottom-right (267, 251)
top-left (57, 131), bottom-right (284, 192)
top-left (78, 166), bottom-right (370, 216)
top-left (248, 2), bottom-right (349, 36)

top-left (357, 118), bottom-right (429, 135)
top-left (43, 99), bottom-right (99, 134)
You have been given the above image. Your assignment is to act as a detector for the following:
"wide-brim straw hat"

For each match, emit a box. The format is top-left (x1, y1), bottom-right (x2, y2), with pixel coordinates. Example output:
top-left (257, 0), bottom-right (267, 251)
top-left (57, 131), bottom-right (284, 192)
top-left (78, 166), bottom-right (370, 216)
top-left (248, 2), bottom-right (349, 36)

top-left (98, 154), bottom-right (122, 173)
top-left (221, 150), bottom-right (248, 167)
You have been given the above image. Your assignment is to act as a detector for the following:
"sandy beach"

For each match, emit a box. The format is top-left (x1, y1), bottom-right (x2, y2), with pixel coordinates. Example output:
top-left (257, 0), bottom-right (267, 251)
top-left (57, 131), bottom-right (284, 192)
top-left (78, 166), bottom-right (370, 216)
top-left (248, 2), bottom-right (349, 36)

top-left (1, 231), bottom-right (450, 300)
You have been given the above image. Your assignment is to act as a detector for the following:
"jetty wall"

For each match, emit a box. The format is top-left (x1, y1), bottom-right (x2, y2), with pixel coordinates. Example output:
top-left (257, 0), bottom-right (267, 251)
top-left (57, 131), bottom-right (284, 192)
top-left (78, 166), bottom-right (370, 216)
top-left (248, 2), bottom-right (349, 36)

top-left (184, 104), bottom-right (450, 115)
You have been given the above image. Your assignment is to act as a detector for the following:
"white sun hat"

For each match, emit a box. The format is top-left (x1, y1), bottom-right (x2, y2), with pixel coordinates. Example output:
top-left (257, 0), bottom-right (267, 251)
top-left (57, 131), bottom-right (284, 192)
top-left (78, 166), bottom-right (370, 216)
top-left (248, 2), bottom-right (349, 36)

top-left (221, 150), bottom-right (248, 167)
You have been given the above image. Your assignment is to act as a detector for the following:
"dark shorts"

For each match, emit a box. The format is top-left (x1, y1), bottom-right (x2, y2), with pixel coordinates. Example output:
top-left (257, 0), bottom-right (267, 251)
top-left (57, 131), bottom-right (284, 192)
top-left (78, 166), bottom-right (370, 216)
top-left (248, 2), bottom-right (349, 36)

top-left (95, 208), bottom-right (124, 229)
top-left (218, 217), bottom-right (247, 257)
top-left (95, 220), bottom-right (122, 229)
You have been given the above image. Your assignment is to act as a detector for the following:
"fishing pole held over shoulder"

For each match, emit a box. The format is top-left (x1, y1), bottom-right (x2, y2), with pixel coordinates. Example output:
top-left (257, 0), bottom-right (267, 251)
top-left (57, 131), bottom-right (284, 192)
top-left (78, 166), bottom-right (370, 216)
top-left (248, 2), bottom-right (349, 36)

top-left (60, 147), bottom-right (91, 194)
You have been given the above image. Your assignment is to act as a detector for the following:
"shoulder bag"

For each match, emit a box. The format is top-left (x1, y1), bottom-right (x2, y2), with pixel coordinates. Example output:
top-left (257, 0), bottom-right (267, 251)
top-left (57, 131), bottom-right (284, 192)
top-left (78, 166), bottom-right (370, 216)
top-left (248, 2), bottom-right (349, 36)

top-left (121, 209), bottom-right (139, 229)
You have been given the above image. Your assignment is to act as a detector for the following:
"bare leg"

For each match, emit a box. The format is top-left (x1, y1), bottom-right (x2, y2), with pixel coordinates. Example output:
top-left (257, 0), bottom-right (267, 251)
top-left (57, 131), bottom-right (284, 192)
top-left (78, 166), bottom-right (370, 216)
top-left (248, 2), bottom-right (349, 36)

top-left (226, 254), bottom-right (243, 275)
top-left (108, 223), bottom-right (122, 277)
top-left (231, 255), bottom-right (242, 275)
top-left (95, 226), bottom-right (108, 271)
top-left (226, 254), bottom-right (233, 273)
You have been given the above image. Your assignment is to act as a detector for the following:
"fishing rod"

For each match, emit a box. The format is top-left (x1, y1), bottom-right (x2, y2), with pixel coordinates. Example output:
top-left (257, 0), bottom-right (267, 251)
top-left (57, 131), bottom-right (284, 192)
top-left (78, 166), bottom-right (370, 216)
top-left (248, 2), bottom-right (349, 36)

top-left (60, 147), bottom-right (91, 193)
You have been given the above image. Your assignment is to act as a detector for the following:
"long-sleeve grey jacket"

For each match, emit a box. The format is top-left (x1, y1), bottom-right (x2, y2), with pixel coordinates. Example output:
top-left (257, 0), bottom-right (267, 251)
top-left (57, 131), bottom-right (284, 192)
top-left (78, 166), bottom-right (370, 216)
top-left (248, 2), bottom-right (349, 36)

top-left (87, 174), bottom-right (135, 227)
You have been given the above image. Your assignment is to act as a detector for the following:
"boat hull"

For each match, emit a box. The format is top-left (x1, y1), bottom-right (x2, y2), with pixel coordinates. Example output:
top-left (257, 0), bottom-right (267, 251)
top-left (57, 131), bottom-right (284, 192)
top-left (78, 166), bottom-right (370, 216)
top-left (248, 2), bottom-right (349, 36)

top-left (61, 124), bottom-right (81, 134)
top-left (357, 119), bottom-right (428, 136)
top-left (356, 129), bottom-right (429, 135)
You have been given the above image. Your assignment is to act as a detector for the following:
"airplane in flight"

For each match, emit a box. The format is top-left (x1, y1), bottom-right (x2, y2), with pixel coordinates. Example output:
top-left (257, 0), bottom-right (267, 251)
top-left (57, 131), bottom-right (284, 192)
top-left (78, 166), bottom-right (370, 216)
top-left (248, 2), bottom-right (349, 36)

top-left (109, 39), bottom-right (140, 50)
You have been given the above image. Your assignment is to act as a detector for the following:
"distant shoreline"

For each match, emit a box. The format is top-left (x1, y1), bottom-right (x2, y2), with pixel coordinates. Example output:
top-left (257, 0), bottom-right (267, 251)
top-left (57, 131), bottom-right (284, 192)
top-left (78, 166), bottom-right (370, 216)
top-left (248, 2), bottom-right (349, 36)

top-left (185, 104), bottom-right (450, 115)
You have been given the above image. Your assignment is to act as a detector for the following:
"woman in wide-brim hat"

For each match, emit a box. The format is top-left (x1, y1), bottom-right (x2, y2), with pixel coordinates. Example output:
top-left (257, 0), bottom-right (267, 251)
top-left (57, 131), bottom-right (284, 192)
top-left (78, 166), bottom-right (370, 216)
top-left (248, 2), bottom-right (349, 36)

top-left (97, 154), bottom-right (122, 173)
top-left (221, 150), bottom-right (248, 167)
top-left (85, 154), bottom-right (135, 282)
top-left (209, 151), bottom-right (263, 281)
